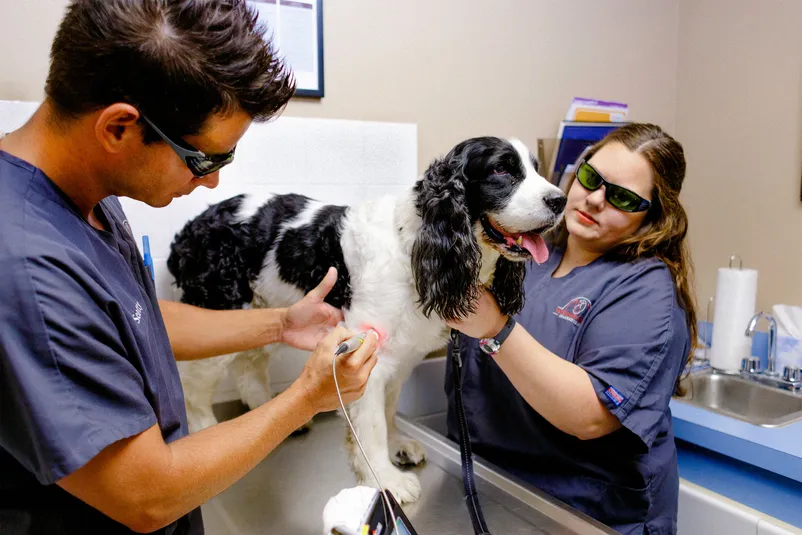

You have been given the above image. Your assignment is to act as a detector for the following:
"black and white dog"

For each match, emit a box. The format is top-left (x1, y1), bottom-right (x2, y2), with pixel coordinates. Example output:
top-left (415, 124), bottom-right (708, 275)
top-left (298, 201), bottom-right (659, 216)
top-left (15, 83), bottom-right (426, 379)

top-left (167, 137), bottom-right (566, 503)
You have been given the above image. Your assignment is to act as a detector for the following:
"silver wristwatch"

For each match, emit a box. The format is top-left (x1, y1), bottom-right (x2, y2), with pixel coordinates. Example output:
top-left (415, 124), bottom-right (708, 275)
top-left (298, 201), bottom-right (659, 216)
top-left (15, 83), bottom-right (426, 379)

top-left (478, 316), bottom-right (516, 356)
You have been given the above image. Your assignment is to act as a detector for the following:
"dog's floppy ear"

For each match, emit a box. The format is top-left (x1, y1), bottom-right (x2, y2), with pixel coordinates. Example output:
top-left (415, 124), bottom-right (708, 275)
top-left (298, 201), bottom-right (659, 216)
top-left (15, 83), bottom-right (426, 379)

top-left (490, 257), bottom-right (527, 316)
top-left (412, 149), bottom-right (481, 322)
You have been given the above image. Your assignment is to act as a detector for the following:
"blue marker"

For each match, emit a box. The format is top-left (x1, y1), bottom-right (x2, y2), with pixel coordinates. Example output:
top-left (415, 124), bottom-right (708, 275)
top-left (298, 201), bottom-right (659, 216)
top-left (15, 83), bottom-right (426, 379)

top-left (142, 235), bottom-right (155, 282)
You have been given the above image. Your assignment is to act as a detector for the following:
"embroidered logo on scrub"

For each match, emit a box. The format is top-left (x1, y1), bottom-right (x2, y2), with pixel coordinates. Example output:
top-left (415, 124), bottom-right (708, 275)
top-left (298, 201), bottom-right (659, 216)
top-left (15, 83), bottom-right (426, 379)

top-left (604, 385), bottom-right (626, 407)
top-left (554, 297), bottom-right (592, 325)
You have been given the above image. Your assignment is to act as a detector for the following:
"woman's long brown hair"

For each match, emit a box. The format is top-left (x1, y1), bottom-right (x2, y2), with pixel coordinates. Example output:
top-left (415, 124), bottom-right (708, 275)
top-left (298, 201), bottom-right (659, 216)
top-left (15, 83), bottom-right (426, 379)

top-left (554, 123), bottom-right (697, 395)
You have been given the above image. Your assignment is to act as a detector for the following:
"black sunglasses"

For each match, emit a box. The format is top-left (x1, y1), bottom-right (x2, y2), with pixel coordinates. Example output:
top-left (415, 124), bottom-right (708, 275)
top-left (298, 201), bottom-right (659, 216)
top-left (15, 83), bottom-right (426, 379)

top-left (575, 161), bottom-right (651, 213)
top-left (140, 115), bottom-right (236, 177)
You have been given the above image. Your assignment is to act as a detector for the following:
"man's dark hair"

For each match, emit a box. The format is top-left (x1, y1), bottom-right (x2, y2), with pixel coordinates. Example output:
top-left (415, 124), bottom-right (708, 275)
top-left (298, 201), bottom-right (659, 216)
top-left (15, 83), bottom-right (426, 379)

top-left (45, 0), bottom-right (296, 141)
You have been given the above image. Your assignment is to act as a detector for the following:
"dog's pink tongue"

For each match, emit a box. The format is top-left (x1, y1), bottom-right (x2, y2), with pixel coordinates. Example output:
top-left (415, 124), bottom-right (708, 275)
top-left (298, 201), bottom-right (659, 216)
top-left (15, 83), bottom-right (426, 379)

top-left (521, 234), bottom-right (549, 264)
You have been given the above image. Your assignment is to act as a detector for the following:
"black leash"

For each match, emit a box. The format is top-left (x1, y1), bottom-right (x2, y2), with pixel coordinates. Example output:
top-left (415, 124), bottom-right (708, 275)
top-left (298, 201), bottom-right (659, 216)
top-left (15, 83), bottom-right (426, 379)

top-left (450, 329), bottom-right (492, 535)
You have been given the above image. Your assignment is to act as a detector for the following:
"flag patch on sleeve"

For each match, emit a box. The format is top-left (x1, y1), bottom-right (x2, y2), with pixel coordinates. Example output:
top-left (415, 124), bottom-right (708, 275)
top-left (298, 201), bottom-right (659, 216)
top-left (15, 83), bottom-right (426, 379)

top-left (604, 386), bottom-right (626, 407)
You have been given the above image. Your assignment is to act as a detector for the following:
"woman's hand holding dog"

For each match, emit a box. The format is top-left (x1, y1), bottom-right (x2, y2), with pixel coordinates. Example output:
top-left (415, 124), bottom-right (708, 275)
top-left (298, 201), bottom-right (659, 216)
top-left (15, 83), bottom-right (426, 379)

top-left (447, 288), bottom-right (508, 340)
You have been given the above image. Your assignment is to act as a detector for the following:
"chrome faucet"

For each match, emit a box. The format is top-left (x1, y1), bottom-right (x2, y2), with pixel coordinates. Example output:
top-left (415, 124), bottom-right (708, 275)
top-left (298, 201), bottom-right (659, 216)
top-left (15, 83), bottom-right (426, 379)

top-left (745, 311), bottom-right (778, 376)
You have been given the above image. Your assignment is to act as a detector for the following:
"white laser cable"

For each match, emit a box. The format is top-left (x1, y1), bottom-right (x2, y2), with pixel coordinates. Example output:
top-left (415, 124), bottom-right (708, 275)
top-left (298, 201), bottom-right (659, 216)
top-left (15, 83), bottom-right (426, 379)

top-left (333, 332), bottom-right (399, 533)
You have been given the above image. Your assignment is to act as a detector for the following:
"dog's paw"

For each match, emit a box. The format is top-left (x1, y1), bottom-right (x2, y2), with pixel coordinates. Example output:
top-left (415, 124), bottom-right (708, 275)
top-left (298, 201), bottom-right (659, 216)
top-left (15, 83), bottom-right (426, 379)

top-left (376, 469), bottom-right (422, 505)
top-left (390, 436), bottom-right (426, 467)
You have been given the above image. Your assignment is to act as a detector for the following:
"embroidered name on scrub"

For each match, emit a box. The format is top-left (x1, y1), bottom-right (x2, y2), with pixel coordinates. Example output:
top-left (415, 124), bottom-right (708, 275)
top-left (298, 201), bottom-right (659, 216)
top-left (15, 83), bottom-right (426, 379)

top-left (132, 301), bottom-right (143, 324)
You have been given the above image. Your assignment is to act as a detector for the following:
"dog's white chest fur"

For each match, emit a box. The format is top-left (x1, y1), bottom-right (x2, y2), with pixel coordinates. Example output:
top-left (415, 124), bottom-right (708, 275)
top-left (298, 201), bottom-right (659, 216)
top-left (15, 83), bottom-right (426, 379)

top-left (479, 247), bottom-right (501, 287)
top-left (340, 194), bottom-right (450, 374)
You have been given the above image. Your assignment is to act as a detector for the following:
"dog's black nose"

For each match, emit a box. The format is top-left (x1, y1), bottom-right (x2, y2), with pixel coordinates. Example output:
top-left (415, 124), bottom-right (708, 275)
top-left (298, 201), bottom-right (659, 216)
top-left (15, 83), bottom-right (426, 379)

top-left (545, 193), bottom-right (567, 215)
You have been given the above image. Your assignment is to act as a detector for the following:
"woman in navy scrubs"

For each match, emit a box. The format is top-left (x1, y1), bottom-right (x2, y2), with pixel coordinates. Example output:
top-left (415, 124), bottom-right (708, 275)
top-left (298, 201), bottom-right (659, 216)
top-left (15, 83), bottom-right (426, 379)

top-left (447, 123), bottom-right (696, 535)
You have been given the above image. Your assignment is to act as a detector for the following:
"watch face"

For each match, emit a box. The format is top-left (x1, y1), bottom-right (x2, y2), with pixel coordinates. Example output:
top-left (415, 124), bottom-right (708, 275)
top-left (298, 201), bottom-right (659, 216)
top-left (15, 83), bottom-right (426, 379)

top-left (480, 338), bottom-right (500, 354)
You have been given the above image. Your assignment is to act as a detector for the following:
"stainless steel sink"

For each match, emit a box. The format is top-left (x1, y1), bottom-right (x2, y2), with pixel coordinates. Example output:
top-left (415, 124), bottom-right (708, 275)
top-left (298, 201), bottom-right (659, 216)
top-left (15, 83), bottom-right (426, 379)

top-left (675, 370), bottom-right (802, 427)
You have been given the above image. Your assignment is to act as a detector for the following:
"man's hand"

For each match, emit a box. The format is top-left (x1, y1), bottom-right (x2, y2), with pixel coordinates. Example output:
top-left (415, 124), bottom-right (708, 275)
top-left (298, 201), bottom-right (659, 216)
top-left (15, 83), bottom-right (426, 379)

top-left (297, 326), bottom-right (379, 412)
top-left (281, 267), bottom-right (345, 350)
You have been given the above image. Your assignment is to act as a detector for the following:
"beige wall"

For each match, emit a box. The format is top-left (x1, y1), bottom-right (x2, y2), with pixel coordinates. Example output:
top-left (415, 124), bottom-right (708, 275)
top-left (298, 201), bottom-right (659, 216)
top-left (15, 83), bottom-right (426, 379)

top-left (676, 0), bottom-right (802, 315)
top-left (284, 0), bottom-right (680, 172)
top-left (0, 0), bottom-right (680, 173)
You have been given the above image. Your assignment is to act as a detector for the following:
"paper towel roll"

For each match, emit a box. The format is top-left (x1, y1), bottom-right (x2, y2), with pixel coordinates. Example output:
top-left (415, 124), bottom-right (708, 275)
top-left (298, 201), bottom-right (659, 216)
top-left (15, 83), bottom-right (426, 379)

top-left (709, 267), bottom-right (758, 372)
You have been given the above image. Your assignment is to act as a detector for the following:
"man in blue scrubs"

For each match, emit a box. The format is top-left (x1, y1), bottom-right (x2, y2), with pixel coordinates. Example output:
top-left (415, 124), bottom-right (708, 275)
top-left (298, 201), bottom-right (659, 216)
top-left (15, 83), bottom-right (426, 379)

top-left (0, 2), bottom-right (378, 534)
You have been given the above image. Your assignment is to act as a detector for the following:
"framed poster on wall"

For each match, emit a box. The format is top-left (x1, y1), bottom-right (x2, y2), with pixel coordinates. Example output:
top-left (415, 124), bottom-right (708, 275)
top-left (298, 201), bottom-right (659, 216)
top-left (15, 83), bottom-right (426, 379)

top-left (247, 0), bottom-right (324, 98)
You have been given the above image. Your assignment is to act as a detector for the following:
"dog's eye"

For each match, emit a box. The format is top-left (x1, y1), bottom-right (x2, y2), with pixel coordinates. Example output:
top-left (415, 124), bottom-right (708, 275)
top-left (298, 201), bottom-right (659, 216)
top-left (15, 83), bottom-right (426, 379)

top-left (493, 167), bottom-right (507, 175)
